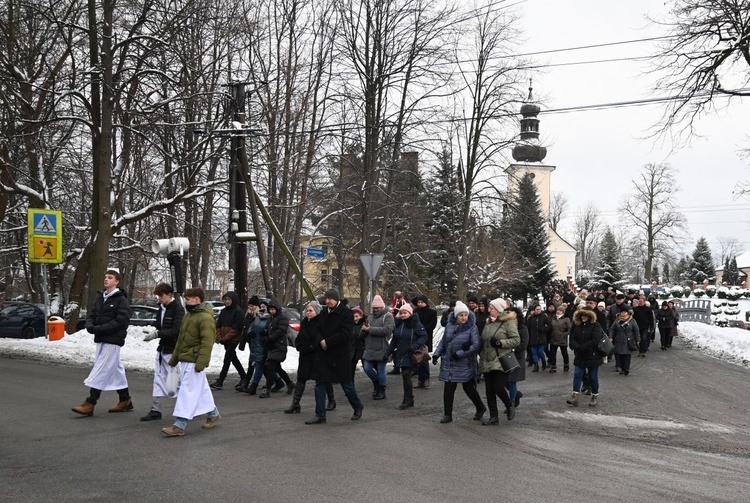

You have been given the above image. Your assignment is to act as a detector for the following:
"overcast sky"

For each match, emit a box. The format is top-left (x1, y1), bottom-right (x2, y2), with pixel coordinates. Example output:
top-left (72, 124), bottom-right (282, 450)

top-left (515, 1), bottom-right (750, 260)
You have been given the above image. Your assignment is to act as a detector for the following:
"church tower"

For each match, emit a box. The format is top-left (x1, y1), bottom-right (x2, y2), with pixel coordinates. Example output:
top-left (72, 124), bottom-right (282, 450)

top-left (505, 82), bottom-right (577, 283)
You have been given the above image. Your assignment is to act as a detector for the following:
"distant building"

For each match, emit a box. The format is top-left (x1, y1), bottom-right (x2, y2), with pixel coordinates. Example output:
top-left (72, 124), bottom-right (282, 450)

top-left (505, 84), bottom-right (577, 284)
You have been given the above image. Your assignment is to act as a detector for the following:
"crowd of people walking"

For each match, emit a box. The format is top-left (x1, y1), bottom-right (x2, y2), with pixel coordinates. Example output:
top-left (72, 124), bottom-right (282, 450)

top-left (71, 274), bottom-right (679, 435)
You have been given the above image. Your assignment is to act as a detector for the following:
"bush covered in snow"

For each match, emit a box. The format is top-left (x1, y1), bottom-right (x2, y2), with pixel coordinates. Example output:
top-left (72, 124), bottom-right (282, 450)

top-left (727, 289), bottom-right (744, 301)
top-left (706, 285), bottom-right (717, 298)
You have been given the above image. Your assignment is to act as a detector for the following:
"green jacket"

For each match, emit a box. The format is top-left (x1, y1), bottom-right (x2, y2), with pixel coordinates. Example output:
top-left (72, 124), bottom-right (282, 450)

top-left (169, 303), bottom-right (215, 372)
top-left (479, 311), bottom-right (520, 373)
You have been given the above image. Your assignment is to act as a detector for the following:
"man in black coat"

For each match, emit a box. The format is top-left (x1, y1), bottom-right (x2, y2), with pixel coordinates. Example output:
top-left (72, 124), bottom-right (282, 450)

top-left (305, 289), bottom-right (364, 424)
top-left (141, 282), bottom-right (185, 421)
top-left (413, 294), bottom-right (437, 388)
top-left (632, 298), bottom-right (654, 357)
top-left (72, 270), bottom-right (132, 416)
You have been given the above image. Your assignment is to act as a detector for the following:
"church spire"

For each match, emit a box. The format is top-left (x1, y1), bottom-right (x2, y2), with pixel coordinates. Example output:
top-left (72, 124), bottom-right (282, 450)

top-left (512, 78), bottom-right (547, 162)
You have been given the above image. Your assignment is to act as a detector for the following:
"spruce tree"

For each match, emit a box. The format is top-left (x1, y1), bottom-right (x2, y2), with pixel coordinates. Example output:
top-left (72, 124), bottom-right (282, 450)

top-left (593, 228), bottom-right (622, 290)
top-left (504, 172), bottom-right (556, 300)
top-left (424, 147), bottom-right (461, 298)
top-left (663, 262), bottom-right (670, 283)
top-left (724, 255), bottom-right (740, 285)
top-left (690, 237), bottom-right (716, 283)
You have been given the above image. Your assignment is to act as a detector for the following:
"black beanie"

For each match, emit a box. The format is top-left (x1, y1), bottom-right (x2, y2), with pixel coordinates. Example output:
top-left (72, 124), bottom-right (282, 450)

top-left (248, 295), bottom-right (260, 306)
top-left (324, 289), bottom-right (340, 301)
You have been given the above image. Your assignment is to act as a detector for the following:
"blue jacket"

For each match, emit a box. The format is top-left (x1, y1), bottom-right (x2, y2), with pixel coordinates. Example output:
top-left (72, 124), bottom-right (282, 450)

top-left (433, 311), bottom-right (480, 383)
top-left (248, 312), bottom-right (271, 363)
top-left (387, 315), bottom-right (427, 368)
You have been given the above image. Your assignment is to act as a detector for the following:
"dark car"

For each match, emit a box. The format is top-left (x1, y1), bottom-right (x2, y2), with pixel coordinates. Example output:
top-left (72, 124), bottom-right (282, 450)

top-left (727, 320), bottom-right (750, 330)
top-left (0, 301), bottom-right (46, 339)
top-left (283, 307), bottom-right (301, 345)
top-left (76, 305), bottom-right (158, 330)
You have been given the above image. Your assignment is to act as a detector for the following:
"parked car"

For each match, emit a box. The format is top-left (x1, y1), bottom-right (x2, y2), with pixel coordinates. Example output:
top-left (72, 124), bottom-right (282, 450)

top-left (75, 305), bottom-right (158, 330)
top-left (727, 320), bottom-right (750, 330)
top-left (0, 301), bottom-right (46, 339)
top-left (283, 307), bottom-right (301, 345)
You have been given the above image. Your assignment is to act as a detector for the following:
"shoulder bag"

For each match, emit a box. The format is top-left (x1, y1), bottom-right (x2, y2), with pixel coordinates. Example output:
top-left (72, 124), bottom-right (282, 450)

top-left (597, 330), bottom-right (614, 356)
top-left (489, 323), bottom-right (519, 373)
top-left (410, 328), bottom-right (430, 365)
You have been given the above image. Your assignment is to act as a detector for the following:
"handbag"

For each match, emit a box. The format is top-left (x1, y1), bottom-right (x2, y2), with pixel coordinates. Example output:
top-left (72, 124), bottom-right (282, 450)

top-left (597, 332), bottom-right (614, 357)
top-left (498, 351), bottom-right (520, 373)
top-left (165, 365), bottom-right (181, 398)
top-left (411, 345), bottom-right (430, 365)
top-left (409, 329), bottom-right (430, 365)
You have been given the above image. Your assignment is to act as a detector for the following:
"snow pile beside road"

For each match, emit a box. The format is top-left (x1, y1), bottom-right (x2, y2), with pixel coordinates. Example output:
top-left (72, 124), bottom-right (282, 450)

top-left (678, 322), bottom-right (750, 366)
top-left (0, 326), bottom-right (301, 374)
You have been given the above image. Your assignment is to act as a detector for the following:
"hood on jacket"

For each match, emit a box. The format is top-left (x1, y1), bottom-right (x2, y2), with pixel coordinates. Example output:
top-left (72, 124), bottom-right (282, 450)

top-left (222, 291), bottom-right (240, 308)
top-left (573, 308), bottom-right (598, 325)
top-left (268, 298), bottom-right (283, 313)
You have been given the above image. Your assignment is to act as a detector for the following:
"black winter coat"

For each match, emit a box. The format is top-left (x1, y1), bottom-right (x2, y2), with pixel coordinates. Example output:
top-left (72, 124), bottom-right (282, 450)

top-left (295, 315), bottom-right (320, 380)
top-left (656, 307), bottom-right (675, 330)
top-left (387, 315), bottom-right (428, 368)
top-left (262, 299), bottom-right (289, 362)
top-left (215, 291), bottom-right (245, 344)
top-left (414, 305), bottom-right (438, 351)
top-left (314, 301), bottom-right (354, 384)
top-left (85, 289), bottom-right (130, 347)
top-left (155, 299), bottom-right (185, 354)
top-left (569, 309), bottom-right (605, 368)
top-left (527, 313), bottom-right (551, 346)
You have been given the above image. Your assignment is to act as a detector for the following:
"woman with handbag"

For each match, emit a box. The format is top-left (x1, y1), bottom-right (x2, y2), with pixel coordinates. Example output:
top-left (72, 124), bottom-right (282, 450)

top-left (505, 307), bottom-right (528, 408)
top-left (432, 301), bottom-right (486, 423)
top-left (567, 308), bottom-right (605, 407)
top-left (385, 303), bottom-right (427, 410)
top-left (609, 307), bottom-right (639, 376)
top-left (478, 298), bottom-right (520, 425)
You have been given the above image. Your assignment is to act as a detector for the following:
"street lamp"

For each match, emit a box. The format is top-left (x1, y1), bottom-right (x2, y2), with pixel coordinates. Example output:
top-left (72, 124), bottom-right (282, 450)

top-left (152, 237), bottom-right (190, 295)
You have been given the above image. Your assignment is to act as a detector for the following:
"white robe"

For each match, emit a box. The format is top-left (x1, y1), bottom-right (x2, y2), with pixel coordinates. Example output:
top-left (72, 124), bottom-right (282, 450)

top-left (172, 362), bottom-right (216, 420)
top-left (152, 351), bottom-right (177, 398)
top-left (84, 342), bottom-right (128, 391)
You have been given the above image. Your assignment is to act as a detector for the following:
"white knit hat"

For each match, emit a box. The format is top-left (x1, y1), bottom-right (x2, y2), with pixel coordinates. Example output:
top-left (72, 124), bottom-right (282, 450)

top-left (489, 298), bottom-right (505, 313)
top-left (454, 301), bottom-right (470, 316)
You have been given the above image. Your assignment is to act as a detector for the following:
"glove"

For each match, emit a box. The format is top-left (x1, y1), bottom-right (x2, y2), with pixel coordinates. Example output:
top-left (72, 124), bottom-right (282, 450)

top-left (143, 327), bottom-right (159, 341)
top-left (461, 341), bottom-right (471, 351)
top-left (383, 353), bottom-right (389, 362)
top-left (432, 356), bottom-right (438, 366)
top-left (490, 337), bottom-right (503, 348)
top-left (451, 352), bottom-right (460, 361)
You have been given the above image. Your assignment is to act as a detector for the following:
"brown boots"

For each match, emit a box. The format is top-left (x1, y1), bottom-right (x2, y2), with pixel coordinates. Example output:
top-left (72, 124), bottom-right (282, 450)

top-left (589, 394), bottom-right (599, 407)
top-left (566, 392), bottom-right (579, 406)
top-left (72, 401), bottom-right (95, 416)
top-left (108, 398), bottom-right (134, 413)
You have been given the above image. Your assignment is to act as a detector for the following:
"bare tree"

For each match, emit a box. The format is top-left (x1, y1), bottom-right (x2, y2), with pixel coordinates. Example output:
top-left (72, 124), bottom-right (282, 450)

top-left (621, 163), bottom-right (687, 282)
top-left (452, 4), bottom-right (525, 299)
top-left (572, 202), bottom-right (603, 272)
top-left (650, 1), bottom-right (750, 137)
top-left (717, 235), bottom-right (744, 265)
top-left (549, 191), bottom-right (568, 232)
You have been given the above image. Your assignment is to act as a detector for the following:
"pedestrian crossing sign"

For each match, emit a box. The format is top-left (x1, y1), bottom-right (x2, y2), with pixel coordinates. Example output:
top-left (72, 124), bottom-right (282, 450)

top-left (28, 209), bottom-right (63, 264)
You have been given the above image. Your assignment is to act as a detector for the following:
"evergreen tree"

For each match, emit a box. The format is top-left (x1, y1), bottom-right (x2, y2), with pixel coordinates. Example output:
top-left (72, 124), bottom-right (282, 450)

top-left (651, 264), bottom-right (660, 283)
top-left (504, 172), bottom-right (556, 300)
top-left (673, 255), bottom-right (690, 283)
top-left (424, 147), bottom-right (461, 298)
top-left (724, 255), bottom-right (740, 285)
top-left (663, 262), bottom-right (671, 283)
top-left (593, 228), bottom-right (623, 289)
top-left (690, 237), bottom-right (716, 283)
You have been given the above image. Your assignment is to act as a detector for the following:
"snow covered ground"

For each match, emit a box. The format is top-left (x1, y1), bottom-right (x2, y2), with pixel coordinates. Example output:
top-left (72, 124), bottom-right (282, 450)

top-left (0, 321), bottom-right (749, 373)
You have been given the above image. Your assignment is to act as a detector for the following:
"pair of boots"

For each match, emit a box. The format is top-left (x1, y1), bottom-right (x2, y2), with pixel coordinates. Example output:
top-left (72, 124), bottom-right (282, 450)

top-left (566, 392), bottom-right (599, 407)
top-left (398, 395), bottom-right (414, 410)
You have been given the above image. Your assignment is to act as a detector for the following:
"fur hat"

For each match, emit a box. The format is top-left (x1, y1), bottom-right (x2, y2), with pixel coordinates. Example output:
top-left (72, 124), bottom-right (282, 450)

top-left (398, 303), bottom-right (413, 315)
top-left (597, 301), bottom-right (605, 309)
top-left (352, 306), bottom-right (364, 317)
top-left (489, 298), bottom-right (505, 314)
top-left (454, 301), bottom-right (470, 316)
top-left (371, 295), bottom-right (386, 308)
top-left (323, 289), bottom-right (340, 301)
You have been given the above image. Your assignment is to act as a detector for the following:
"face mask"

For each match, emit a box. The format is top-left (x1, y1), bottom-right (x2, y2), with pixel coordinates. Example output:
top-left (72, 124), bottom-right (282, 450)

top-left (185, 304), bottom-right (197, 312)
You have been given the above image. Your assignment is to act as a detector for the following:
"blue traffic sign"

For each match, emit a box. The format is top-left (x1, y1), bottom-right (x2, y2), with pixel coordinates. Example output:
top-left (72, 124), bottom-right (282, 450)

top-left (304, 247), bottom-right (327, 258)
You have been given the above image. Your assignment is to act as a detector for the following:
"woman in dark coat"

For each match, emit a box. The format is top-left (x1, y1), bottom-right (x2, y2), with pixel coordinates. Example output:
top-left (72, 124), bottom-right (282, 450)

top-left (567, 308), bottom-right (605, 407)
top-left (656, 301), bottom-right (676, 350)
top-left (386, 303), bottom-right (428, 410)
top-left (350, 307), bottom-right (366, 379)
top-left (211, 291), bottom-right (247, 390)
top-left (609, 307), bottom-right (639, 376)
top-left (505, 307), bottom-right (528, 408)
top-left (432, 308), bottom-right (485, 423)
top-left (527, 304), bottom-right (551, 372)
top-left (285, 301), bottom-right (329, 413)
top-left (548, 305), bottom-right (572, 372)
top-left (259, 299), bottom-right (294, 398)
top-left (667, 300), bottom-right (679, 347)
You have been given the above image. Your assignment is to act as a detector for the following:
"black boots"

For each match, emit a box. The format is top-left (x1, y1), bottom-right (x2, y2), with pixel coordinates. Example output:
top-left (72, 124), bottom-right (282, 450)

top-left (532, 363), bottom-right (539, 372)
top-left (271, 378), bottom-right (285, 392)
top-left (506, 406), bottom-right (515, 420)
top-left (398, 397), bottom-right (414, 410)
top-left (235, 377), bottom-right (250, 392)
top-left (325, 398), bottom-right (337, 411)
top-left (482, 416), bottom-right (499, 426)
top-left (473, 405), bottom-right (487, 421)
top-left (244, 383), bottom-right (258, 395)
top-left (373, 384), bottom-right (386, 400)
top-left (541, 361), bottom-right (547, 371)
top-left (284, 397), bottom-right (301, 414)
top-left (209, 379), bottom-right (224, 390)
top-left (259, 387), bottom-right (271, 398)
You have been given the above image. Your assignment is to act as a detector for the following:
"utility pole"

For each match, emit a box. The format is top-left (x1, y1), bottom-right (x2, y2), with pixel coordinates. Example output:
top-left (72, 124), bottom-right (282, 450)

top-left (228, 83), bottom-right (249, 306)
